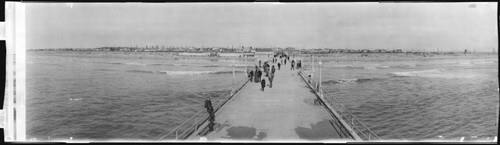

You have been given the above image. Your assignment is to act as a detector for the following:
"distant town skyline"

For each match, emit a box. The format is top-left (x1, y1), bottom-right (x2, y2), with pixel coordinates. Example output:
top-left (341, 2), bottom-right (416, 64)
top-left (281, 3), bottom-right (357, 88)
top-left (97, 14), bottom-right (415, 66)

top-left (26, 2), bottom-right (497, 52)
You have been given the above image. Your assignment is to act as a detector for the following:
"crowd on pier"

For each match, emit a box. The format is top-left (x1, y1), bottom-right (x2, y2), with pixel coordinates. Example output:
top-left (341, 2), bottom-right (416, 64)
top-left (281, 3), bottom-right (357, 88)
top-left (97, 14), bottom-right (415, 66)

top-left (245, 54), bottom-right (302, 91)
top-left (203, 53), bottom-right (303, 133)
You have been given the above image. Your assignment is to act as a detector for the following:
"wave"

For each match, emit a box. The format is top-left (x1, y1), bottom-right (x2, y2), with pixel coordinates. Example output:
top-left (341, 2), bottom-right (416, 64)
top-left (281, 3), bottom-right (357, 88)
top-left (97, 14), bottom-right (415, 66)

top-left (324, 65), bottom-right (366, 69)
top-left (127, 70), bottom-right (156, 74)
top-left (202, 65), bottom-right (221, 67)
top-left (391, 69), bottom-right (446, 77)
top-left (101, 62), bottom-right (148, 66)
top-left (124, 62), bottom-right (147, 66)
top-left (376, 65), bottom-right (391, 68)
top-left (322, 78), bottom-right (381, 84)
top-left (149, 63), bottom-right (176, 66)
top-left (159, 70), bottom-right (245, 75)
top-left (94, 68), bottom-right (115, 72)
top-left (390, 64), bottom-right (417, 68)
top-left (106, 62), bottom-right (123, 65)
top-left (392, 69), bottom-right (484, 79)
top-left (201, 64), bottom-right (253, 68)
top-left (127, 70), bottom-right (245, 75)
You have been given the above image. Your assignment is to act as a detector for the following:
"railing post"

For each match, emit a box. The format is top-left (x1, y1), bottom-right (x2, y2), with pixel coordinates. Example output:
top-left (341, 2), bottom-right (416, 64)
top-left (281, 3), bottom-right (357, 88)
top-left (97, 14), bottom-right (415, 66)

top-left (175, 130), bottom-right (178, 140)
top-left (351, 118), bottom-right (354, 128)
top-left (195, 117), bottom-right (198, 132)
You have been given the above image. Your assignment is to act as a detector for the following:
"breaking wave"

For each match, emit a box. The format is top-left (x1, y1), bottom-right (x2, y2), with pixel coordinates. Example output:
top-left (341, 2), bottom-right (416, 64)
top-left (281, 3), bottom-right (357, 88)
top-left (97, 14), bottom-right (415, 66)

top-left (127, 70), bottom-right (245, 75)
top-left (202, 65), bottom-right (221, 67)
top-left (391, 69), bottom-right (446, 77)
top-left (391, 69), bottom-right (482, 79)
top-left (322, 78), bottom-right (381, 84)
top-left (149, 63), bottom-right (176, 66)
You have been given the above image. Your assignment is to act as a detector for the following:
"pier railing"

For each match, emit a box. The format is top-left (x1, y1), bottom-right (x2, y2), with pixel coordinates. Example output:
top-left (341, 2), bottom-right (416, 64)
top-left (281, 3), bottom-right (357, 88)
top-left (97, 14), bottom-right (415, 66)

top-left (157, 77), bottom-right (249, 141)
top-left (298, 70), bottom-right (383, 141)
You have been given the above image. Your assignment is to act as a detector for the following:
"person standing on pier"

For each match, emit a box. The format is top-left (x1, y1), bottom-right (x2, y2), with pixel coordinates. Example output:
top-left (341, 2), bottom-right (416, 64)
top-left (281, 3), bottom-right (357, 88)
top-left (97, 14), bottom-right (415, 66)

top-left (259, 60), bottom-right (262, 68)
top-left (268, 74), bottom-right (274, 88)
top-left (291, 59), bottom-right (295, 70)
top-left (248, 68), bottom-right (253, 82)
top-left (277, 62), bottom-right (281, 70)
top-left (269, 68), bottom-right (274, 88)
top-left (261, 78), bottom-right (266, 91)
top-left (271, 65), bottom-right (276, 75)
top-left (257, 68), bottom-right (262, 83)
top-left (297, 60), bottom-right (301, 69)
top-left (264, 62), bottom-right (269, 77)
top-left (204, 97), bottom-right (215, 132)
top-left (253, 65), bottom-right (259, 83)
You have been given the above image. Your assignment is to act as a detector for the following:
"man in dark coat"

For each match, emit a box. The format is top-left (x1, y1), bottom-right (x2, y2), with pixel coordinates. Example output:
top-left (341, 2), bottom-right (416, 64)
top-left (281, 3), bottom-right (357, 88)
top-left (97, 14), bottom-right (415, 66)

top-left (254, 65), bottom-right (259, 83)
top-left (268, 71), bottom-right (274, 88)
top-left (266, 63), bottom-right (270, 76)
top-left (261, 78), bottom-right (266, 91)
top-left (271, 65), bottom-right (276, 74)
top-left (277, 62), bottom-right (281, 70)
top-left (204, 97), bottom-right (215, 132)
top-left (256, 68), bottom-right (262, 83)
top-left (248, 68), bottom-right (253, 82)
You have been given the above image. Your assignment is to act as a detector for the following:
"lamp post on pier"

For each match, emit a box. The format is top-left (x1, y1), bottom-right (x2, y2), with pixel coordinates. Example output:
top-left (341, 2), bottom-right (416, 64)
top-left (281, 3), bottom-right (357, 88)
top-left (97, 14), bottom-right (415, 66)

top-left (311, 55), bottom-right (314, 81)
top-left (319, 57), bottom-right (322, 93)
top-left (232, 56), bottom-right (235, 96)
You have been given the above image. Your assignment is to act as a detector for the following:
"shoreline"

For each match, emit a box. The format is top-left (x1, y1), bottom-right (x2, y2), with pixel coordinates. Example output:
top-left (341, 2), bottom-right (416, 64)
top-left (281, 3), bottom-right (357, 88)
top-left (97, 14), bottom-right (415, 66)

top-left (27, 51), bottom-right (498, 62)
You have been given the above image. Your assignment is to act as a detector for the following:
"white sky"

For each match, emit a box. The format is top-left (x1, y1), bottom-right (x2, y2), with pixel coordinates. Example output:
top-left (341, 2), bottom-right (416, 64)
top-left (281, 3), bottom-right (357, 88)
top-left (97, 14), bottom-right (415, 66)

top-left (26, 2), bottom-right (498, 51)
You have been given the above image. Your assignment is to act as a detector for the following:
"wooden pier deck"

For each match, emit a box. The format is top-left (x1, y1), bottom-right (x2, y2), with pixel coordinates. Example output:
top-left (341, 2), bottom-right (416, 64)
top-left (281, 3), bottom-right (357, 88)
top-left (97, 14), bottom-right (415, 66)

top-left (186, 59), bottom-right (355, 142)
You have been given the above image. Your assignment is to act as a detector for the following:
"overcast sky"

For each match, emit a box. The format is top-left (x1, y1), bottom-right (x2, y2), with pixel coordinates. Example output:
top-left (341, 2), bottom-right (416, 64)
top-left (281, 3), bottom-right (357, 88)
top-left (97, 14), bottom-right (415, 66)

top-left (26, 2), bottom-right (497, 51)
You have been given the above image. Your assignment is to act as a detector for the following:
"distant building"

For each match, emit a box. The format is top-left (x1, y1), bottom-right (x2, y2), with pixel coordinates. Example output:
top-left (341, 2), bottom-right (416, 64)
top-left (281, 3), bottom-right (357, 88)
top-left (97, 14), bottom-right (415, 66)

top-left (218, 53), bottom-right (242, 57)
top-left (179, 52), bottom-right (210, 56)
top-left (243, 47), bottom-right (252, 53)
top-left (255, 48), bottom-right (274, 57)
top-left (285, 47), bottom-right (296, 51)
top-left (242, 52), bottom-right (254, 57)
top-left (392, 49), bottom-right (403, 53)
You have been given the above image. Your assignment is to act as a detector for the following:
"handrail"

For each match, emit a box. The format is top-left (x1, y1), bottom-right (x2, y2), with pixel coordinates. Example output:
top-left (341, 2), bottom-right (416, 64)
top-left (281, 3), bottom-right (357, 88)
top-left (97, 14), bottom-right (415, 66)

top-left (158, 76), bottom-right (249, 141)
top-left (298, 70), bottom-right (383, 141)
top-left (321, 88), bottom-right (383, 141)
top-left (322, 83), bottom-right (381, 141)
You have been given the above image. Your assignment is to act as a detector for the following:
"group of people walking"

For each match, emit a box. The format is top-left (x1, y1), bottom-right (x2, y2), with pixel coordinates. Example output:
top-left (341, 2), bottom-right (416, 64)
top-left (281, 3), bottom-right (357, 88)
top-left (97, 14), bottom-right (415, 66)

top-left (290, 59), bottom-right (302, 70)
top-left (245, 53), bottom-right (300, 92)
top-left (205, 53), bottom-right (302, 133)
top-left (246, 60), bottom-right (276, 91)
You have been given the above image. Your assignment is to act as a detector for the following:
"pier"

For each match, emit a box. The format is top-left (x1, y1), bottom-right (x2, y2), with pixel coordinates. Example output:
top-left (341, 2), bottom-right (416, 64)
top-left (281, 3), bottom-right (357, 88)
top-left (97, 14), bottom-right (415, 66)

top-left (158, 56), bottom-right (381, 142)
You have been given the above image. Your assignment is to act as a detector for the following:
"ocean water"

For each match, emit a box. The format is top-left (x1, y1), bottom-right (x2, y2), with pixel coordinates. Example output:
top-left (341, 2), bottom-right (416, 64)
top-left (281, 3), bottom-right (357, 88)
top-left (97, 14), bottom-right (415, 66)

top-left (26, 53), bottom-right (248, 141)
top-left (301, 57), bottom-right (499, 140)
top-left (26, 52), bottom-right (498, 141)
